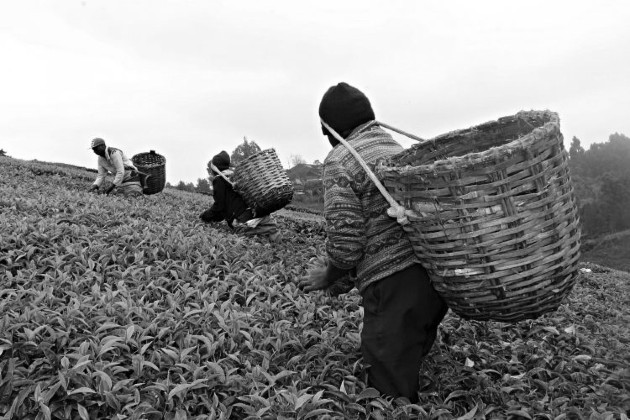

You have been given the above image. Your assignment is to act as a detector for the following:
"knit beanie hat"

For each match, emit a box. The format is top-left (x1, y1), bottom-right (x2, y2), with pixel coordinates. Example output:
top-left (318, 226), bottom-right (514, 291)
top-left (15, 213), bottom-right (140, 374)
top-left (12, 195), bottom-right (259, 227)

top-left (318, 82), bottom-right (375, 137)
top-left (211, 151), bottom-right (230, 171)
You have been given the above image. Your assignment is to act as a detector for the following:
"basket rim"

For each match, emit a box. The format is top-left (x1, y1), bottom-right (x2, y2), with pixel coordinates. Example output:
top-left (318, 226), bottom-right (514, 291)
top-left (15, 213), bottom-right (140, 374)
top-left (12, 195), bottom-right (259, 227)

top-left (132, 151), bottom-right (166, 160)
top-left (235, 148), bottom-right (277, 168)
top-left (233, 147), bottom-right (290, 184)
top-left (378, 110), bottom-right (560, 174)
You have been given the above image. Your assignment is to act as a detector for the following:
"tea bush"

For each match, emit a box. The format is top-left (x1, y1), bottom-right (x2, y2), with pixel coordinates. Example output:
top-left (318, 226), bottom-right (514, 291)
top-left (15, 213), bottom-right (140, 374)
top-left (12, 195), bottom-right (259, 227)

top-left (1, 158), bottom-right (628, 419)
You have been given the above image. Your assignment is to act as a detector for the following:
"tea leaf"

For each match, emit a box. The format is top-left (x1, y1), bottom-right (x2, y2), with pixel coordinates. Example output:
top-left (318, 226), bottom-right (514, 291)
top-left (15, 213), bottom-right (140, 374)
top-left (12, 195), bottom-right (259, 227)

top-left (68, 387), bottom-right (96, 396)
top-left (77, 404), bottom-right (89, 420)
top-left (303, 408), bottom-right (333, 419)
top-left (456, 404), bottom-right (478, 420)
top-left (168, 379), bottom-right (208, 401)
top-left (98, 336), bottom-right (125, 357)
top-left (356, 387), bottom-right (380, 401)
top-left (38, 402), bottom-right (52, 420)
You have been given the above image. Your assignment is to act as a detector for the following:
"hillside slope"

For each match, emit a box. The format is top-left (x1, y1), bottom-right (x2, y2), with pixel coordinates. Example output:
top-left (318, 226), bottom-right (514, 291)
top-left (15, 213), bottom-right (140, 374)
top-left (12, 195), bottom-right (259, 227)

top-left (581, 232), bottom-right (630, 273)
top-left (1, 157), bottom-right (628, 419)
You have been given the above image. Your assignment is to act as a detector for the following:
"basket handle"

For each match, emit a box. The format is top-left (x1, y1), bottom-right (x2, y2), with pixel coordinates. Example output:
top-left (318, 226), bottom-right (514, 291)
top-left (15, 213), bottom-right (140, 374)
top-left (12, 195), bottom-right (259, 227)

top-left (375, 121), bottom-right (426, 142)
top-left (321, 119), bottom-right (410, 226)
top-left (209, 162), bottom-right (235, 188)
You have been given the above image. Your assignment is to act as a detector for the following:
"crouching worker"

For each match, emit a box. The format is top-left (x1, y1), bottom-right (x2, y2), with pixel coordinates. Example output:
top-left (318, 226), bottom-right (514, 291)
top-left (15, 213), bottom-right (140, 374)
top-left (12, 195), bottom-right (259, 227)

top-left (298, 82), bottom-right (448, 403)
top-left (88, 138), bottom-right (149, 197)
top-left (200, 151), bottom-right (280, 242)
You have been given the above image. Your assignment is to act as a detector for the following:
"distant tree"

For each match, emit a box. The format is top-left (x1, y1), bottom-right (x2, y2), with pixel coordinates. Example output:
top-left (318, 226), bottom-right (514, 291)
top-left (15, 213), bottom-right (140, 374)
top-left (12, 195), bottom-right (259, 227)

top-left (206, 138), bottom-right (262, 176)
top-left (569, 136), bottom-right (585, 159)
top-left (230, 137), bottom-right (262, 167)
top-left (165, 182), bottom-right (173, 188)
top-left (568, 132), bottom-right (630, 237)
top-left (313, 160), bottom-right (322, 166)
top-left (575, 133), bottom-right (630, 178)
top-left (568, 137), bottom-right (586, 175)
top-left (599, 174), bottom-right (630, 233)
top-left (609, 132), bottom-right (630, 144)
top-left (196, 178), bottom-right (211, 194)
top-left (289, 154), bottom-right (306, 168)
top-left (607, 133), bottom-right (630, 177)
top-left (580, 202), bottom-right (607, 237)
top-left (176, 181), bottom-right (196, 193)
top-left (0, 149), bottom-right (7, 157)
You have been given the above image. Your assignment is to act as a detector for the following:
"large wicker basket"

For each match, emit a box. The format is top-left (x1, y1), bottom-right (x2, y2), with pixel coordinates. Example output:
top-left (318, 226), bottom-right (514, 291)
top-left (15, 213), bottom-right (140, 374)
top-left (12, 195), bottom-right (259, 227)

top-left (131, 150), bottom-right (166, 195)
top-left (377, 110), bottom-right (581, 322)
top-left (232, 148), bottom-right (294, 213)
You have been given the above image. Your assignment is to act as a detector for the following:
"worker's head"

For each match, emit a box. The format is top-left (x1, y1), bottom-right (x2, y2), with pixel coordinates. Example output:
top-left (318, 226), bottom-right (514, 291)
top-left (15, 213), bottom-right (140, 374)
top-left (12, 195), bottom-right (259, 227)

top-left (91, 138), bottom-right (106, 157)
top-left (319, 82), bottom-right (375, 147)
top-left (211, 151), bottom-right (230, 174)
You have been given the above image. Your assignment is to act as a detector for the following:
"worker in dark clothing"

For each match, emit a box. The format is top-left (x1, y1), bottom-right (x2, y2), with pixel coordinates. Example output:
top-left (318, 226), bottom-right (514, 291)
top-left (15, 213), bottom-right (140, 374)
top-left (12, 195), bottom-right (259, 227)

top-left (200, 151), bottom-right (280, 241)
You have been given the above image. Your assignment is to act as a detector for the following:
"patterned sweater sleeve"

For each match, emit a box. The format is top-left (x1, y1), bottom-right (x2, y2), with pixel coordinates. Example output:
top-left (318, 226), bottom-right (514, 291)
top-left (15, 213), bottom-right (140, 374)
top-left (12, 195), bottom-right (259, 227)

top-left (323, 158), bottom-right (367, 270)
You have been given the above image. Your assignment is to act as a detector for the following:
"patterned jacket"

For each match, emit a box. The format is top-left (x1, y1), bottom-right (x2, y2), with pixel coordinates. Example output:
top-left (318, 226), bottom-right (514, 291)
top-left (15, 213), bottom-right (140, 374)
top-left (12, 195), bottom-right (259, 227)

top-left (323, 122), bottom-right (416, 293)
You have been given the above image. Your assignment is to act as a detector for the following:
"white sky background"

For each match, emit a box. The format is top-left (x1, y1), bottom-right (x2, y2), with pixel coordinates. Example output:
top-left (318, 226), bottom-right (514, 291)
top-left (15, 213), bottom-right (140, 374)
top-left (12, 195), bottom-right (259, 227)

top-left (1, 1), bottom-right (629, 185)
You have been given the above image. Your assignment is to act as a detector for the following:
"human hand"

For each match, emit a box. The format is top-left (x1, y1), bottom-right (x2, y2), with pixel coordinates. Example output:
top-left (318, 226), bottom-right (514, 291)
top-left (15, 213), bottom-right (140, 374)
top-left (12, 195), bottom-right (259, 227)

top-left (298, 265), bottom-right (330, 293)
top-left (298, 257), bottom-right (355, 294)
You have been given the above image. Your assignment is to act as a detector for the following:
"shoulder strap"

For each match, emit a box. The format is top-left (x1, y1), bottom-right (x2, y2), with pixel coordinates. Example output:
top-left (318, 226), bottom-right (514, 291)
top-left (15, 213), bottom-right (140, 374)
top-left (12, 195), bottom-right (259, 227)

top-left (321, 119), bottom-right (421, 226)
top-left (210, 162), bottom-right (234, 188)
top-left (374, 121), bottom-right (426, 142)
top-left (106, 147), bottom-right (122, 160)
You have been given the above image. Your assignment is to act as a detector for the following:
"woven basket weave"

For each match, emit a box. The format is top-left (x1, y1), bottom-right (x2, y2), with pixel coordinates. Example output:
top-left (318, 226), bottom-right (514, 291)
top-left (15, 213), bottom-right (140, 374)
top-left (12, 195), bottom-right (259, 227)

top-left (232, 148), bottom-right (294, 213)
top-left (131, 150), bottom-right (166, 195)
top-left (376, 110), bottom-right (581, 322)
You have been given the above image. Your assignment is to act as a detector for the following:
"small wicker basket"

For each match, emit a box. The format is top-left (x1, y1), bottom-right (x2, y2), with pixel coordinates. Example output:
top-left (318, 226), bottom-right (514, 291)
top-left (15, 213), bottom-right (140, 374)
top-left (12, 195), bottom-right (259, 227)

top-left (232, 148), bottom-right (294, 213)
top-left (131, 150), bottom-right (166, 195)
top-left (377, 110), bottom-right (581, 322)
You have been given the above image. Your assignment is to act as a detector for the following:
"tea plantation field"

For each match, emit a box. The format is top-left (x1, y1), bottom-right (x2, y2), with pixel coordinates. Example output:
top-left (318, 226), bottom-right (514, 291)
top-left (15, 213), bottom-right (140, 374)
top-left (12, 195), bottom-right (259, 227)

top-left (1, 157), bottom-right (628, 419)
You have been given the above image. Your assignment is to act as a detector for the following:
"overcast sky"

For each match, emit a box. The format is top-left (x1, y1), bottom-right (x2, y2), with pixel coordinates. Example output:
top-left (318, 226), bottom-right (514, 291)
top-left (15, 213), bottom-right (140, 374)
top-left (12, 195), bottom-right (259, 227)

top-left (2, 1), bottom-right (629, 184)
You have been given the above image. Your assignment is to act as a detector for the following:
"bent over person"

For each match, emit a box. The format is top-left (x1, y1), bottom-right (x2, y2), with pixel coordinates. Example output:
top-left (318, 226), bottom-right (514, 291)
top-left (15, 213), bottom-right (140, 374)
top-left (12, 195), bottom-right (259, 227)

top-left (200, 151), bottom-right (280, 242)
top-left (89, 138), bottom-right (147, 197)
top-left (298, 82), bottom-right (448, 402)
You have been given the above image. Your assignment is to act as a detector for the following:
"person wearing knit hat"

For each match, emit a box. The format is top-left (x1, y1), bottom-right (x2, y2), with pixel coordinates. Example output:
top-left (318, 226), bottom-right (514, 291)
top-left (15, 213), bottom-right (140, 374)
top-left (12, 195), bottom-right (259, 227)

top-left (211, 150), bottom-right (230, 171)
top-left (200, 150), bottom-right (280, 242)
top-left (299, 82), bottom-right (448, 403)
top-left (318, 82), bottom-right (376, 144)
top-left (88, 137), bottom-right (148, 197)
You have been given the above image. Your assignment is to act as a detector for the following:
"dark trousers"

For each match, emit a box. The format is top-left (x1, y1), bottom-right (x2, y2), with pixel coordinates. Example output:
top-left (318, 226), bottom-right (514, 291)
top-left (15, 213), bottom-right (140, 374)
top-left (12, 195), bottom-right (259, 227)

top-left (360, 264), bottom-right (448, 402)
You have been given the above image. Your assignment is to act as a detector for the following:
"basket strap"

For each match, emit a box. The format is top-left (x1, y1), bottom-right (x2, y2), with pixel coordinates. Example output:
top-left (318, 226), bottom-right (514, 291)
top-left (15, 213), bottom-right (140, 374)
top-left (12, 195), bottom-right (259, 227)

top-left (321, 119), bottom-right (410, 226)
top-left (210, 162), bottom-right (234, 188)
top-left (375, 120), bottom-right (426, 142)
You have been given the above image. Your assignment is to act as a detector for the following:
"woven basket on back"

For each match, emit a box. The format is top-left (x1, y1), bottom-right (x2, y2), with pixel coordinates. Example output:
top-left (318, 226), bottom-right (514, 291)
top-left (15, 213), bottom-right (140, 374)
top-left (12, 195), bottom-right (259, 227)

top-left (131, 150), bottom-right (166, 195)
top-left (376, 110), bottom-right (581, 322)
top-left (232, 148), bottom-right (294, 213)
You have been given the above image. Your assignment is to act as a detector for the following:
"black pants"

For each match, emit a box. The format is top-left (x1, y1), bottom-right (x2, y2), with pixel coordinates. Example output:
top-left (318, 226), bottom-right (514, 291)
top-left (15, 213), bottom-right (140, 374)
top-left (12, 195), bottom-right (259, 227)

top-left (360, 264), bottom-right (448, 402)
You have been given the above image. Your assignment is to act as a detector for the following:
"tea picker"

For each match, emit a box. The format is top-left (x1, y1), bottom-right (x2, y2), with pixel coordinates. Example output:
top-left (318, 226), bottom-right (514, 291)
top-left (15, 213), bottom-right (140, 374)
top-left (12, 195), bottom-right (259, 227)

top-left (323, 107), bottom-right (582, 322)
top-left (200, 149), bottom-right (293, 241)
top-left (298, 82), bottom-right (448, 403)
top-left (88, 138), bottom-right (150, 197)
